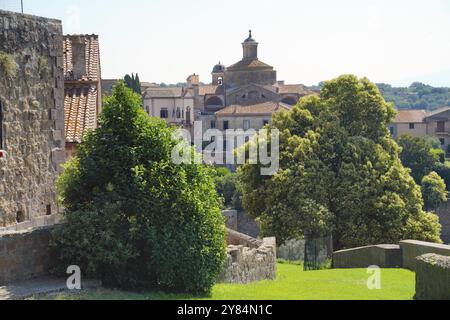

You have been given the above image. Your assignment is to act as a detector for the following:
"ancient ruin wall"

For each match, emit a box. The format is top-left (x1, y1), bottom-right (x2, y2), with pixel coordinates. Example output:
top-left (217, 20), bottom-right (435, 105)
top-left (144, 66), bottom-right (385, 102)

top-left (221, 231), bottom-right (276, 284)
top-left (0, 11), bottom-right (65, 229)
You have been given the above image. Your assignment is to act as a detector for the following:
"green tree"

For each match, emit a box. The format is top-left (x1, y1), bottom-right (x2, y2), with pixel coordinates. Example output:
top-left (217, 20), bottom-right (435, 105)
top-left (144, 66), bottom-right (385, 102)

top-left (124, 73), bottom-right (142, 95)
top-left (239, 75), bottom-right (442, 250)
top-left (212, 168), bottom-right (243, 211)
top-left (52, 82), bottom-right (226, 294)
top-left (398, 134), bottom-right (440, 183)
top-left (421, 172), bottom-right (448, 211)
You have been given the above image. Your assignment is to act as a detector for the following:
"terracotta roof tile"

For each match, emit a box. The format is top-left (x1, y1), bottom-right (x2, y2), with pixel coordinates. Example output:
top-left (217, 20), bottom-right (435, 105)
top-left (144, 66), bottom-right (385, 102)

top-left (216, 101), bottom-right (290, 116)
top-left (64, 34), bottom-right (101, 144)
top-left (395, 110), bottom-right (426, 123)
top-left (64, 86), bottom-right (98, 143)
top-left (63, 35), bottom-right (100, 81)
top-left (227, 59), bottom-right (273, 71)
top-left (199, 85), bottom-right (224, 96)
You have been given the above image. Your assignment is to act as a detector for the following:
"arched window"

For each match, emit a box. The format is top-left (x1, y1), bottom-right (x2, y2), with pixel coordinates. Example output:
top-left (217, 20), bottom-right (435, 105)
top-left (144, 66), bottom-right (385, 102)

top-left (206, 96), bottom-right (224, 107)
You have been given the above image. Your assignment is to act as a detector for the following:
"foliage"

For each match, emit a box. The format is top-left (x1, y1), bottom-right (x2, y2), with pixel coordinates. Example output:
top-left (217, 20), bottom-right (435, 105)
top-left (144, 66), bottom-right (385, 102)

top-left (433, 162), bottom-right (450, 191)
top-left (41, 264), bottom-right (416, 301)
top-left (239, 75), bottom-right (442, 250)
top-left (0, 51), bottom-right (17, 79)
top-left (398, 134), bottom-right (441, 183)
top-left (421, 172), bottom-right (448, 211)
top-left (52, 81), bottom-right (226, 294)
top-left (124, 73), bottom-right (142, 95)
top-left (377, 82), bottom-right (450, 112)
top-left (212, 167), bottom-right (243, 211)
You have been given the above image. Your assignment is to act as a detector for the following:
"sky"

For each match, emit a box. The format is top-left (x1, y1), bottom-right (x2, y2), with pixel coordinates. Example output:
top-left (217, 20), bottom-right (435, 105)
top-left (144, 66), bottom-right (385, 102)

top-left (2, 0), bottom-right (450, 87)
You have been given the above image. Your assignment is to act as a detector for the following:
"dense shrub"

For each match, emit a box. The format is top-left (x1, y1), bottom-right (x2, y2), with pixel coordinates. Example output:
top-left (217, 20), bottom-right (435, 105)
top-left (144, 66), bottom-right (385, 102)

top-left (421, 172), bottom-right (448, 211)
top-left (52, 82), bottom-right (226, 294)
top-left (213, 167), bottom-right (243, 211)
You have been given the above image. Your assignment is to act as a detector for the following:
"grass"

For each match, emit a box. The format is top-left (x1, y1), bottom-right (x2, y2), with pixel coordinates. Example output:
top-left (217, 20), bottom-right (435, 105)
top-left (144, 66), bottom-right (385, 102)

top-left (40, 263), bottom-right (415, 300)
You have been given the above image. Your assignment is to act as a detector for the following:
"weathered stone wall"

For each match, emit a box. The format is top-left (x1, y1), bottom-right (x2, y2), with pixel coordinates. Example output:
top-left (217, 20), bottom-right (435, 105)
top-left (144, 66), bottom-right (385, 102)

top-left (415, 254), bottom-right (450, 300)
top-left (436, 200), bottom-right (450, 244)
top-left (227, 228), bottom-right (263, 249)
top-left (400, 240), bottom-right (450, 271)
top-left (0, 11), bottom-right (65, 229)
top-left (0, 226), bottom-right (57, 285)
top-left (333, 245), bottom-right (402, 269)
top-left (221, 236), bottom-right (276, 284)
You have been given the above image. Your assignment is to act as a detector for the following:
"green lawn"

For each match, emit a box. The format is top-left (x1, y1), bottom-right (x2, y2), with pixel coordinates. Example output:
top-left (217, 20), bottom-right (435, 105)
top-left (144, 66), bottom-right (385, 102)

top-left (43, 263), bottom-right (415, 300)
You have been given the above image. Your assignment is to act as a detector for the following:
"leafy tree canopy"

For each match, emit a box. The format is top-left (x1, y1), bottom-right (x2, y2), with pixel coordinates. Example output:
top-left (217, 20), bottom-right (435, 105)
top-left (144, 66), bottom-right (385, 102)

top-left (421, 172), bottom-right (448, 211)
top-left (53, 82), bottom-right (226, 294)
top-left (240, 75), bottom-right (442, 250)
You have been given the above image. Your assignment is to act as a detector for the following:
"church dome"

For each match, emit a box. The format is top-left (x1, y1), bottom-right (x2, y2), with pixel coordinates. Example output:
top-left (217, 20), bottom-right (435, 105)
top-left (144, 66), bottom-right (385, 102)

top-left (212, 62), bottom-right (225, 73)
top-left (244, 30), bottom-right (256, 43)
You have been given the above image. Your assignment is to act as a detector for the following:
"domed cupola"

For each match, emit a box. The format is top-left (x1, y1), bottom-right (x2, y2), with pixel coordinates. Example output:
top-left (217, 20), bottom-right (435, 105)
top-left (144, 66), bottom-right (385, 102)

top-left (242, 30), bottom-right (258, 60)
top-left (212, 61), bottom-right (225, 85)
top-left (212, 62), bottom-right (225, 73)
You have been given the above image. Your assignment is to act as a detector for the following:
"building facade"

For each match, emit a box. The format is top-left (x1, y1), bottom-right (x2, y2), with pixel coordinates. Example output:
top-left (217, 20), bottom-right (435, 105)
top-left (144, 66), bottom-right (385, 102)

top-left (391, 108), bottom-right (450, 151)
top-left (143, 31), bottom-right (315, 134)
top-left (0, 10), bottom-right (65, 230)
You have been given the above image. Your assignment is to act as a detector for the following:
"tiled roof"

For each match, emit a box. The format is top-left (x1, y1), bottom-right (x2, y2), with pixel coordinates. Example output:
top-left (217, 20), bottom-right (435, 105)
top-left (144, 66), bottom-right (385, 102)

top-left (64, 34), bottom-right (101, 144)
top-left (424, 107), bottom-right (450, 119)
top-left (64, 86), bottom-right (98, 143)
top-left (395, 109), bottom-right (426, 123)
top-left (144, 87), bottom-right (183, 98)
top-left (199, 85), bottom-right (224, 96)
top-left (276, 84), bottom-right (314, 96)
top-left (227, 58), bottom-right (273, 71)
top-left (216, 101), bottom-right (290, 116)
top-left (63, 35), bottom-right (100, 81)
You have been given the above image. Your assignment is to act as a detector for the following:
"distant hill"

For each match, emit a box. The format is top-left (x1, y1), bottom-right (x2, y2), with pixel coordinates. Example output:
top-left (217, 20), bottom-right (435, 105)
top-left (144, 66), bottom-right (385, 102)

top-left (307, 82), bottom-right (450, 111)
top-left (377, 83), bottom-right (450, 111)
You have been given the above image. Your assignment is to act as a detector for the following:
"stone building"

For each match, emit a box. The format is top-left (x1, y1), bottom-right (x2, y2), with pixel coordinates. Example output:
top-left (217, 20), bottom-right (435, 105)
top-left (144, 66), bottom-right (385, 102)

top-left (63, 34), bottom-right (102, 158)
top-left (143, 31), bottom-right (314, 133)
top-left (390, 107), bottom-right (450, 151)
top-left (0, 10), bottom-right (65, 230)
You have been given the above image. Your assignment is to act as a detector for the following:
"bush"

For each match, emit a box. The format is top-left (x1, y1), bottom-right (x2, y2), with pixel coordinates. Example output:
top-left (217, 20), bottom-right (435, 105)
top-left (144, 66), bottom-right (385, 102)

top-left (421, 172), bottom-right (448, 211)
top-left (52, 82), bottom-right (226, 294)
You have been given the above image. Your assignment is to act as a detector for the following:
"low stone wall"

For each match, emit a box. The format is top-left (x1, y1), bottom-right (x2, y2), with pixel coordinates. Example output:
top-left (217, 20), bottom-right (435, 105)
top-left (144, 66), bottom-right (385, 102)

top-left (333, 245), bottom-right (402, 269)
top-left (0, 226), bottom-right (56, 285)
top-left (227, 229), bottom-right (263, 249)
top-left (415, 254), bottom-right (450, 300)
top-left (221, 230), bottom-right (276, 284)
top-left (400, 240), bottom-right (450, 271)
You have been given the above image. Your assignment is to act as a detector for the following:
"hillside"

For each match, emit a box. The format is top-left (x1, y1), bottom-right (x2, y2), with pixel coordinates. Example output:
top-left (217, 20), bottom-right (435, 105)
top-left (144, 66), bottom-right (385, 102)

top-left (377, 83), bottom-right (450, 111)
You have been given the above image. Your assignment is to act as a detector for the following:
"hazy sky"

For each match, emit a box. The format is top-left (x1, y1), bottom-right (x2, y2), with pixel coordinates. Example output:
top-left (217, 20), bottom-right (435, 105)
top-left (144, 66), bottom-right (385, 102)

top-left (3, 0), bottom-right (450, 86)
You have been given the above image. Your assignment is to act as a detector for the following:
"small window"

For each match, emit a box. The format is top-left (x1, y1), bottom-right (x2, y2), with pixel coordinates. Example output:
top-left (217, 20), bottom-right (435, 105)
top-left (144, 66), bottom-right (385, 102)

top-left (16, 211), bottom-right (25, 223)
top-left (243, 120), bottom-right (251, 130)
top-left (409, 123), bottom-right (415, 130)
top-left (263, 120), bottom-right (270, 126)
top-left (160, 109), bottom-right (169, 119)
top-left (211, 120), bottom-right (216, 129)
top-left (440, 138), bottom-right (445, 146)
top-left (46, 204), bottom-right (52, 216)
top-left (176, 108), bottom-right (181, 119)
top-left (389, 127), bottom-right (394, 135)
top-left (223, 121), bottom-right (229, 130)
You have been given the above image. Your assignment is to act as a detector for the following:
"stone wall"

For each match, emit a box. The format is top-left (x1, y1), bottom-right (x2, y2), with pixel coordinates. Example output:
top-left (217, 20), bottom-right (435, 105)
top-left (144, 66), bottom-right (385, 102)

top-left (221, 235), bottom-right (276, 284)
top-left (0, 226), bottom-right (57, 285)
top-left (400, 240), bottom-right (450, 271)
top-left (0, 11), bottom-right (65, 229)
top-left (436, 200), bottom-right (450, 244)
top-left (415, 254), bottom-right (450, 300)
top-left (333, 245), bottom-right (402, 269)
